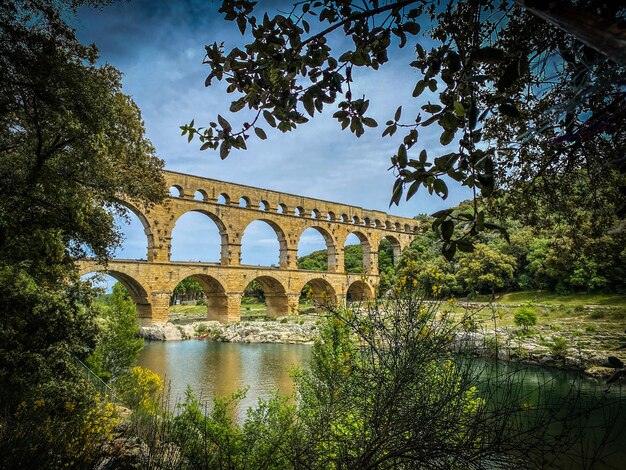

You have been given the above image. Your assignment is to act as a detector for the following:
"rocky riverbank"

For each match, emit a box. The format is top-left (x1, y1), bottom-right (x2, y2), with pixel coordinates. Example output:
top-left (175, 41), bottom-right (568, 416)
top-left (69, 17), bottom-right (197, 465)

top-left (139, 319), bottom-right (319, 344)
top-left (139, 319), bottom-right (626, 381)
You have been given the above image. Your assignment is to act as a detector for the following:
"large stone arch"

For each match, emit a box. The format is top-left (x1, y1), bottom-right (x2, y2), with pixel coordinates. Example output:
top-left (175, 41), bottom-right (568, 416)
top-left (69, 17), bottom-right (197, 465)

top-left (378, 234), bottom-right (402, 269)
top-left (170, 209), bottom-right (229, 264)
top-left (80, 268), bottom-right (153, 321)
top-left (171, 272), bottom-right (231, 322)
top-left (241, 218), bottom-right (289, 268)
top-left (298, 277), bottom-right (338, 311)
top-left (244, 275), bottom-right (291, 317)
top-left (346, 279), bottom-right (374, 302)
top-left (114, 199), bottom-right (155, 261)
top-left (297, 225), bottom-right (338, 272)
top-left (342, 230), bottom-right (373, 273)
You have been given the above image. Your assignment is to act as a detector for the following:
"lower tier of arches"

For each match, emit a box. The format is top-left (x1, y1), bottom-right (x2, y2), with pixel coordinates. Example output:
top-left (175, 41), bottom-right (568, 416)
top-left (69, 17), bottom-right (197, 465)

top-left (79, 260), bottom-right (377, 326)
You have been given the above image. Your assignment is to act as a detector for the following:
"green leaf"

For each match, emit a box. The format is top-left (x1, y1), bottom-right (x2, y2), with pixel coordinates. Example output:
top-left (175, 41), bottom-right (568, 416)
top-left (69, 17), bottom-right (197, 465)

top-left (362, 117), bottom-right (378, 128)
top-left (229, 98), bottom-right (246, 112)
top-left (390, 178), bottom-right (403, 206)
top-left (431, 208), bottom-right (453, 218)
top-left (219, 141), bottom-right (230, 160)
top-left (433, 179), bottom-right (448, 199)
top-left (412, 80), bottom-right (426, 97)
top-left (394, 106), bottom-right (402, 121)
top-left (236, 15), bottom-right (246, 35)
top-left (442, 241), bottom-right (457, 260)
top-left (440, 130), bottom-right (455, 146)
top-left (254, 127), bottom-right (267, 140)
top-left (456, 238), bottom-right (474, 252)
top-left (406, 180), bottom-right (420, 201)
top-left (200, 141), bottom-right (212, 151)
top-left (453, 102), bottom-right (465, 117)
top-left (217, 114), bottom-right (232, 131)
top-left (403, 22), bottom-right (420, 35)
top-left (441, 220), bottom-right (454, 240)
top-left (263, 110), bottom-right (276, 127)
top-left (303, 93), bottom-right (315, 117)
top-left (398, 145), bottom-right (408, 168)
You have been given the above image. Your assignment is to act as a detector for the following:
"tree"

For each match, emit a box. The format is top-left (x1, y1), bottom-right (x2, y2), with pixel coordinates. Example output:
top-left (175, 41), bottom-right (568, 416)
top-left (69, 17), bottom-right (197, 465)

top-left (514, 306), bottom-right (537, 332)
top-left (456, 243), bottom-right (517, 295)
top-left (0, 0), bottom-right (165, 411)
top-left (87, 283), bottom-right (144, 383)
top-left (183, 0), bottom-right (625, 257)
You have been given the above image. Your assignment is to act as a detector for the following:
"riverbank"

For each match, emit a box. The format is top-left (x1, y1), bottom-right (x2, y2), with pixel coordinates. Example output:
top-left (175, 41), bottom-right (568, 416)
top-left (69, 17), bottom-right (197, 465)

top-left (139, 314), bottom-right (626, 382)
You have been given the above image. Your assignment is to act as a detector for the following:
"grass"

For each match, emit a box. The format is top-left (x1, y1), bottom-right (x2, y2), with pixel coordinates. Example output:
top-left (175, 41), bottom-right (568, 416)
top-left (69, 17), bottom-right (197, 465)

top-left (169, 300), bottom-right (318, 318)
top-left (486, 290), bottom-right (626, 307)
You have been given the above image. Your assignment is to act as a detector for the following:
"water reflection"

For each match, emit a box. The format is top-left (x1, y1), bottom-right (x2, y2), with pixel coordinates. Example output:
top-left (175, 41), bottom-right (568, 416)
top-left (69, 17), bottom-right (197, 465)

top-left (137, 340), bottom-right (311, 417)
top-left (138, 341), bottom-right (626, 468)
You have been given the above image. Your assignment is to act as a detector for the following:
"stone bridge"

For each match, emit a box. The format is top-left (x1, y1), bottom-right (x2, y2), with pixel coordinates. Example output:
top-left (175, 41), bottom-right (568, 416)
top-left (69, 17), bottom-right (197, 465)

top-left (79, 170), bottom-right (421, 325)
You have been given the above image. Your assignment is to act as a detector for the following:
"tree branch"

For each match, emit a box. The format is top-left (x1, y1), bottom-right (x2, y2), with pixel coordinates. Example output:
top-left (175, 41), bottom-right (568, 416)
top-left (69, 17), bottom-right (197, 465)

top-left (301, 0), bottom-right (422, 47)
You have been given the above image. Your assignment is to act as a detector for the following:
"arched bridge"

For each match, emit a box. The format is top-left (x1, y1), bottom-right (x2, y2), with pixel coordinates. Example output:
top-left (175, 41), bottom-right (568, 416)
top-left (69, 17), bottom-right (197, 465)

top-left (80, 170), bottom-right (421, 325)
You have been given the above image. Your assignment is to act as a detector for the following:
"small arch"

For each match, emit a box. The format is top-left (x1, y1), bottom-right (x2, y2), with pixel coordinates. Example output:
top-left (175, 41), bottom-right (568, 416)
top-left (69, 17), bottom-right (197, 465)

top-left (375, 219), bottom-right (383, 228)
top-left (243, 275), bottom-right (289, 317)
top-left (311, 209), bottom-right (321, 219)
top-left (385, 220), bottom-right (393, 230)
top-left (346, 280), bottom-right (374, 302)
top-left (217, 193), bottom-right (230, 205)
top-left (299, 278), bottom-right (337, 313)
top-left (340, 214), bottom-right (349, 223)
top-left (352, 216), bottom-right (360, 225)
top-left (194, 189), bottom-right (208, 201)
top-left (169, 185), bottom-right (183, 197)
top-left (394, 222), bottom-right (402, 231)
top-left (344, 231), bottom-right (372, 273)
top-left (241, 219), bottom-right (288, 268)
top-left (239, 196), bottom-right (251, 208)
top-left (327, 211), bottom-right (336, 221)
top-left (379, 235), bottom-right (401, 272)
top-left (404, 224), bottom-right (411, 233)
top-left (413, 226), bottom-right (420, 233)
top-left (297, 226), bottom-right (338, 272)
top-left (277, 203), bottom-right (287, 214)
top-left (295, 206), bottom-right (305, 217)
top-left (259, 200), bottom-right (269, 211)
top-left (170, 274), bottom-right (229, 322)
top-left (171, 210), bottom-right (228, 263)
top-left (363, 217), bottom-right (371, 226)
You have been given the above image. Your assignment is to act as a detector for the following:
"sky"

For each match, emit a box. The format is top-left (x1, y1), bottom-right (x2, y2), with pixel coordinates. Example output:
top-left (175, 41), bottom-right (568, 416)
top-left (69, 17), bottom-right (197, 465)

top-left (74, 0), bottom-right (471, 269)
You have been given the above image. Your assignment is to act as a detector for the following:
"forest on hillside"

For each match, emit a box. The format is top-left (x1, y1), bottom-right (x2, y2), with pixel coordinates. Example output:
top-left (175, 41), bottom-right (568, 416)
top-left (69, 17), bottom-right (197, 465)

top-left (298, 199), bottom-right (626, 299)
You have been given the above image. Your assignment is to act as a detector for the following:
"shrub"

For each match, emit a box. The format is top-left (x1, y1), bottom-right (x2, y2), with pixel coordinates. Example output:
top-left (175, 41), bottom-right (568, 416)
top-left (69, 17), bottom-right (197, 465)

top-left (514, 306), bottom-right (537, 332)
top-left (549, 337), bottom-right (569, 357)
top-left (116, 366), bottom-right (163, 412)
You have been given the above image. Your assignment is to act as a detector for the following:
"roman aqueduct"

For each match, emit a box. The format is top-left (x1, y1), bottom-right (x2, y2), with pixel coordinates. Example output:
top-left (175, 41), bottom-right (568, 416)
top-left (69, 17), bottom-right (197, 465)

top-left (79, 170), bottom-right (421, 325)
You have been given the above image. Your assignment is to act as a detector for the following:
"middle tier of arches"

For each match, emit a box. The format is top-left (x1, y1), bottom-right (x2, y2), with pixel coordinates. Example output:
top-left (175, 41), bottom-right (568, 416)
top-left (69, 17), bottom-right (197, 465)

top-left (133, 199), bottom-right (411, 273)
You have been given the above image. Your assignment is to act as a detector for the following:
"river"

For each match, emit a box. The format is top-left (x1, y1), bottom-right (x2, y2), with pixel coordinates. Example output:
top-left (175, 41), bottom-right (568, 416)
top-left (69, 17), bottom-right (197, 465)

top-left (137, 340), bottom-right (625, 469)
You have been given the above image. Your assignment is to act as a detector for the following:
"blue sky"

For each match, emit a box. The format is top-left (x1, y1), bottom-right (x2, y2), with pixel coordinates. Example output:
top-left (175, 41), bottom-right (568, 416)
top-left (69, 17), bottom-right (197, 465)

top-left (74, 0), bottom-right (471, 268)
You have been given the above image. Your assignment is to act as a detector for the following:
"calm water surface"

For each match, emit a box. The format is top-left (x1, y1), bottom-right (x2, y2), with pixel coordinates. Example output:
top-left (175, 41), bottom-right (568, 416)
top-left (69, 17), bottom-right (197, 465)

top-left (138, 340), bottom-right (626, 468)
top-left (137, 340), bottom-right (311, 413)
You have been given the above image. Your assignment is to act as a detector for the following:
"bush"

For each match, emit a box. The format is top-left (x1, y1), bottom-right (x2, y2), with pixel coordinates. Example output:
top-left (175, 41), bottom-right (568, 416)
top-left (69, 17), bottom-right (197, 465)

top-left (514, 306), bottom-right (537, 332)
top-left (549, 336), bottom-right (569, 357)
top-left (116, 366), bottom-right (163, 412)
